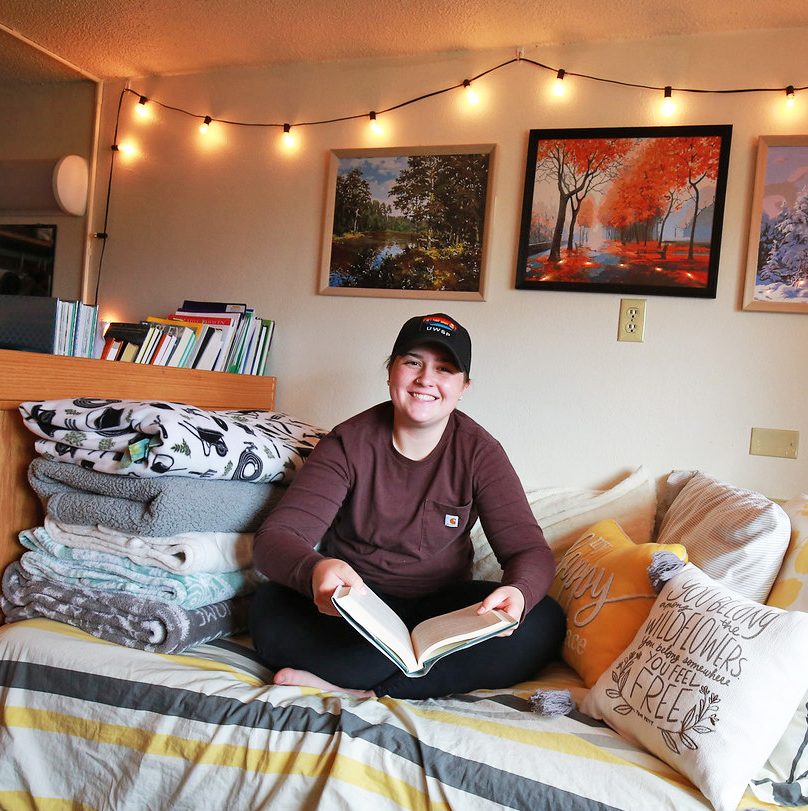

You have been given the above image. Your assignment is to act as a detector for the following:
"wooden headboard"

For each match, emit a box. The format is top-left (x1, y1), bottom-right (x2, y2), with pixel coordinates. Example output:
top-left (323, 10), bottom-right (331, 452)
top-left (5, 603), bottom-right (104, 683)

top-left (0, 348), bottom-right (277, 578)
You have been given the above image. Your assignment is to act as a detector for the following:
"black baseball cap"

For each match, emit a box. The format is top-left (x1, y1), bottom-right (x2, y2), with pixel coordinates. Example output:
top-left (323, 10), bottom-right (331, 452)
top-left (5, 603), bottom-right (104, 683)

top-left (391, 313), bottom-right (472, 375)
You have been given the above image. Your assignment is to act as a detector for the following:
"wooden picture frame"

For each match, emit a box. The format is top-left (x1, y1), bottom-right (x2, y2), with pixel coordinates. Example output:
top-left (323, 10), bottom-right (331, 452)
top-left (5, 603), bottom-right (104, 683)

top-left (515, 125), bottom-right (732, 298)
top-left (319, 145), bottom-right (495, 301)
top-left (743, 135), bottom-right (808, 313)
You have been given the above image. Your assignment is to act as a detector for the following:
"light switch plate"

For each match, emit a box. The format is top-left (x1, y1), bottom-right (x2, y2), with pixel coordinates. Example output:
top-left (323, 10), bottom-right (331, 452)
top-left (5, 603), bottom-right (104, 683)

top-left (749, 427), bottom-right (799, 459)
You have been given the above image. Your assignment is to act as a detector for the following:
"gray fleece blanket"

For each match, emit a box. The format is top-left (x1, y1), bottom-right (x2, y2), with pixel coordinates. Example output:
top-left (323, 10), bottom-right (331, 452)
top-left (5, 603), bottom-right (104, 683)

top-left (28, 458), bottom-right (285, 536)
top-left (0, 561), bottom-right (249, 654)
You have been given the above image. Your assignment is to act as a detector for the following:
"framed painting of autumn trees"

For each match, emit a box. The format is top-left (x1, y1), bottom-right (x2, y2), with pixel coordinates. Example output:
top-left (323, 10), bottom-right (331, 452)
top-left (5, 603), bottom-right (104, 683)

top-left (515, 125), bottom-right (732, 297)
top-left (743, 135), bottom-right (808, 313)
top-left (319, 145), bottom-right (494, 300)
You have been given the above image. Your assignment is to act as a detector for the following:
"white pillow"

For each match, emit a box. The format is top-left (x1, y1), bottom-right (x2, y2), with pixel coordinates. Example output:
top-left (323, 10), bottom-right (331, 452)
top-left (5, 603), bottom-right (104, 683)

top-left (582, 565), bottom-right (808, 811)
top-left (654, 469), bottom-right (698, 537)
top-left (656, 471), bottom-right (790, 602)
top-left (471, 466), bottom-right (656, 581)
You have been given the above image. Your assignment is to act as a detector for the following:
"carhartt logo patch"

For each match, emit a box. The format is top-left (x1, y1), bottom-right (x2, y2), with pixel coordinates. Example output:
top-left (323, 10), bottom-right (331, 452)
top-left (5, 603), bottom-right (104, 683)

top-left (445, 514), bottom-right (459, 528)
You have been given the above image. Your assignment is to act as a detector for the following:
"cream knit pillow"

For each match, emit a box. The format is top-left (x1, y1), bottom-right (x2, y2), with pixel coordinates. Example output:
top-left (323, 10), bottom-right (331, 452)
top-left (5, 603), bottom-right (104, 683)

top-left (471, 466), bottom-right (656, 581)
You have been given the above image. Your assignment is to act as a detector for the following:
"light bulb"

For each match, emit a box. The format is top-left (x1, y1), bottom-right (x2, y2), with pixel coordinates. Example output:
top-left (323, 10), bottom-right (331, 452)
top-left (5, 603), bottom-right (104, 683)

top-left (199, 115), bottom-right (212, 134)
top-left (281, 123), bottom-right (295, 150)
top-left (786, 85), bottom-right (796, 108)
top-left (552, 69), bottom-right (566, 97)
top-left (113, 141), bottom-right (137, 157)
top-left (134, 95), bottom-right (150, 119)
top-left (463, 79), bottom-right (479, 106)
top-left (661, 86), bottom-right (675, 116)
top-left (369, 111), bottom-right (383, 135)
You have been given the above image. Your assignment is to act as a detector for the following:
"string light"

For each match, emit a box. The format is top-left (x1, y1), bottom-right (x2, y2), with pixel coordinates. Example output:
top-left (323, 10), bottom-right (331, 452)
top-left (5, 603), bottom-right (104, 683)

top-left (462, 79), bottom-right (479, 106)
top-left (368, 111), bottom-right (383, 135)
top-left (661, 86), bottom-right (675, 116)
top-left (112, 141), bottom-right (136, 157)
top-left (199, 115), bottom-right (212, 134)
top-left (281, 123), bottom-right (295, 149)
top-left (553, 69), bottom-right (566, 97)
top-left (118, 59), bottom-right (807, 145)
top-left (134, 95), bottom-right (150, 119)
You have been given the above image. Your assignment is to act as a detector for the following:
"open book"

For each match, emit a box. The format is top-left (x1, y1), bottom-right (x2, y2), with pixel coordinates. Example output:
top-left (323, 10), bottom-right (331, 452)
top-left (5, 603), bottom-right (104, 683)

top-left (331, 585), bottom-right (517, 678)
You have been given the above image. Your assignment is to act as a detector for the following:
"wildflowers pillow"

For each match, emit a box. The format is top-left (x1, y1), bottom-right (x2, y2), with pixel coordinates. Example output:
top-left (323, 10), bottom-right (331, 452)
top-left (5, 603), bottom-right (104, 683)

top-left (582, 565), bottom-right (808, 811)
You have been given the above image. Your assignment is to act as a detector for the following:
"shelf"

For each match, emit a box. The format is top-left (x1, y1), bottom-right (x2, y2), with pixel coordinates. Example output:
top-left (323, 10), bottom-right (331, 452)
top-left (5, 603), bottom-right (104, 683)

top-left (0, 348), bottom-right (276, 411)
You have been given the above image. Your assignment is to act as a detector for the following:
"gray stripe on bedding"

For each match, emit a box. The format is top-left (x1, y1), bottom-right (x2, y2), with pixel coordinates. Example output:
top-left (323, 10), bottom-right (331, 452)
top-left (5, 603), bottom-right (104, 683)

top-left (0, 659), bottom-right (618, 811)
top-left (453, 692), bottom-right (609, 727)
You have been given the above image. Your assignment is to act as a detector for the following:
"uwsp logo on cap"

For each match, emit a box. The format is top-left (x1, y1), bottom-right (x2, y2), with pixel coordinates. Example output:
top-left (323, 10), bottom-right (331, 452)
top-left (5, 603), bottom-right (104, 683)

top-left (422, 315), bottom-right (457, 338)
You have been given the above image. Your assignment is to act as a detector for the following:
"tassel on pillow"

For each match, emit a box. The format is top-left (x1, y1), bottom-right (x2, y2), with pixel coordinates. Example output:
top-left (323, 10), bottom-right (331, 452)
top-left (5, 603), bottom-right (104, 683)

top-left (647, 549), bottom-right (687, 592)
top-left (529, 688), bottom-right (575, 717)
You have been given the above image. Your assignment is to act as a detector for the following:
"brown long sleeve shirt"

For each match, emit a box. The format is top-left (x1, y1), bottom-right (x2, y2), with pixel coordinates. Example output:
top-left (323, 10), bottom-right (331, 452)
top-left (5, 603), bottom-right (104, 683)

top-left (253, 402), bottom-right (555, 614)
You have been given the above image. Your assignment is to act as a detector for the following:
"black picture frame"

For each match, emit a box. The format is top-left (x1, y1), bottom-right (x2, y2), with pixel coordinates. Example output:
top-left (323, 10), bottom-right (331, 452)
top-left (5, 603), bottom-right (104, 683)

top-left (515, 125), bottom-right (732, 298)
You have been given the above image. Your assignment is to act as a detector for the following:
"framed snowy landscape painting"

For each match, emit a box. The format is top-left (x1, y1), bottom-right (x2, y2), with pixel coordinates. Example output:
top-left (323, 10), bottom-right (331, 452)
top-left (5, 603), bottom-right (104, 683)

top-left (515, 125), bottom-right (732, 298)
top-left (744, 135), bottom-right (808, 313)
top-left (319, 145), bottom-right (494, 301)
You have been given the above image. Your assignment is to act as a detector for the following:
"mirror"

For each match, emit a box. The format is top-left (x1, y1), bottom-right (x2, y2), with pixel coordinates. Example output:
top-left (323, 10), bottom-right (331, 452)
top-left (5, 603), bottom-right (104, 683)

top-left (0, 23), bottom-right (99, 301)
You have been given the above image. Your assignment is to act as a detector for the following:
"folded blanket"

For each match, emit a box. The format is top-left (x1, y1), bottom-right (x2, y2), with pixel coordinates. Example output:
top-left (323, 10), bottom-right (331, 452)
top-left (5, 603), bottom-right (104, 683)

top-left (19, 398), bottom-right (327, 482)
top-left (29, 459), bottom-right (284, 535)
top-left (44, 516), bottom-right (253, 574)
top-left (1, 561), bottom-right (249, 654)
top-left (18, 526), bottom-right (262, 609)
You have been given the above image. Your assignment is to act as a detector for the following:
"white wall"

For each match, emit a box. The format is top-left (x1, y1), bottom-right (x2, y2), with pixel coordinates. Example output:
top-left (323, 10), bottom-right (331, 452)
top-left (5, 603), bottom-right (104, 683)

top-left (88, 28), bottom-right (808, 498)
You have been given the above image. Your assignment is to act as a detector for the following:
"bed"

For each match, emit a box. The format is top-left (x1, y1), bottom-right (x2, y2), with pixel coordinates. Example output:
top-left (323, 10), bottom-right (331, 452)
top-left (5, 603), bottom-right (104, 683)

top-left (0, 348), bottom-right (804, 811)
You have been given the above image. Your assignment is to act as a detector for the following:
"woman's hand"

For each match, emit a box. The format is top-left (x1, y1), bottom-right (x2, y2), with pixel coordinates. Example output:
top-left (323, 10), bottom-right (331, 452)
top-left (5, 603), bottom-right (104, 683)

top-left (477, 585), bottom-right (525, 636)
top-left (311, 558), bottom-right (366, 615)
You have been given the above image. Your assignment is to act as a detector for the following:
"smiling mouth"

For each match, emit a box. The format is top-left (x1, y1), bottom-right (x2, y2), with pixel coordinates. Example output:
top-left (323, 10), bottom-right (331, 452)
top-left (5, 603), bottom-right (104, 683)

top-left (410, 392), bottom-right (438, 401)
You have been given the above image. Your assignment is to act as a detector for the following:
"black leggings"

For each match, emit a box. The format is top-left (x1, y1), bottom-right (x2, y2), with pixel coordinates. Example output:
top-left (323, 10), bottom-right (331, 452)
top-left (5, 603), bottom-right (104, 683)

top-left (249, 580), bottom-right (565, 699)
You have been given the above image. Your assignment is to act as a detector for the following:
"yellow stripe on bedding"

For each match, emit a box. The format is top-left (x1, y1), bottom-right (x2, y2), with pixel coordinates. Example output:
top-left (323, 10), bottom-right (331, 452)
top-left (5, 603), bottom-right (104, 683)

top-left (8, 619), bottom-right (265, 687)
top-left (0, 792), bottom-right (96, 811)
top-left (3, 707), bottom-right (448, 811)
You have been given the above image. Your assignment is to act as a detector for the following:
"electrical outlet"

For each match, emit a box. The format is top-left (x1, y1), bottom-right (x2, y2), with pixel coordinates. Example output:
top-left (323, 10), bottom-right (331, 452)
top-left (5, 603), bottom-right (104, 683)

top-left (618, 299), bottom-right (646, 342)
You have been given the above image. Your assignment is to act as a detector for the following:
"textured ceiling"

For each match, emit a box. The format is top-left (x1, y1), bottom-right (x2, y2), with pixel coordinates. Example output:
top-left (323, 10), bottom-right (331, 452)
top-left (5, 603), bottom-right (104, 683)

top-left (2, 0), bottom-right (808, 83)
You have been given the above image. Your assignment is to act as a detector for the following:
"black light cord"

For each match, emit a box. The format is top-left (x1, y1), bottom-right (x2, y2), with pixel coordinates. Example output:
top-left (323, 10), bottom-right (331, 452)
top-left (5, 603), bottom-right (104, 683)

top-left (122, 56), bottom-right (806, 132)
top-left (92, 87), bottom-right (127, 306)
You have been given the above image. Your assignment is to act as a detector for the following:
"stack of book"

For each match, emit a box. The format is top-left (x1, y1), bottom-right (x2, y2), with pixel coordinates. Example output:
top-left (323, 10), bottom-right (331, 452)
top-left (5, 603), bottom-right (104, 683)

top-left (0, 295), bottom-right (99, 358)
top-left (100, 300), bottom-right (275, 375)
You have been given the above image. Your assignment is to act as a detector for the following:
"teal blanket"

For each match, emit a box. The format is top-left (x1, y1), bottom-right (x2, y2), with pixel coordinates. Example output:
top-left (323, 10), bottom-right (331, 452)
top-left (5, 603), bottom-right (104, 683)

top-left (18, 526), bottom-right (262, 609)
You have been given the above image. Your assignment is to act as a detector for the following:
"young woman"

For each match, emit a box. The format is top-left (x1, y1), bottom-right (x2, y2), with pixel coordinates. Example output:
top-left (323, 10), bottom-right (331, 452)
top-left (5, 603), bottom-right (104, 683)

top-left (250, 313), bottom-right (564, 698)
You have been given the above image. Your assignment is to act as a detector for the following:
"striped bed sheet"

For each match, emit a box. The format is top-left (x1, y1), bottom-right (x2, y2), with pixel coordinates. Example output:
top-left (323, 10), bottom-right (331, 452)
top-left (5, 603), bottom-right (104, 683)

top-left (0, 619), bottom-right (794, 811)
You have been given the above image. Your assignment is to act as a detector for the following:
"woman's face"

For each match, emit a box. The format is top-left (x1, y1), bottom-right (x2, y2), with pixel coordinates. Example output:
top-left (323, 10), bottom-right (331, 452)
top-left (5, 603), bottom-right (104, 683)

top-left (388, 344), bottom-right (470, 431)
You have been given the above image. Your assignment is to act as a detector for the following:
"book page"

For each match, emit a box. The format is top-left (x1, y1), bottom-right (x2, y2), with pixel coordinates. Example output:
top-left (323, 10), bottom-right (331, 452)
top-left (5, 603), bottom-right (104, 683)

top-left (411, 603), bottom-right (515, 666)
top-left (332, 586), bottom-right (419, 672)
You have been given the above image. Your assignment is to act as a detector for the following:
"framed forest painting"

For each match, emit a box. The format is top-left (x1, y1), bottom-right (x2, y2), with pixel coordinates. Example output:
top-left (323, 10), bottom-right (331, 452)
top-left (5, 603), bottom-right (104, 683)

top-left (743, 135), bottom-right (808, 313)
top-left (515, 125), bottom-right (732, 298)
top-left (319, 145), bottom-right (494, 300)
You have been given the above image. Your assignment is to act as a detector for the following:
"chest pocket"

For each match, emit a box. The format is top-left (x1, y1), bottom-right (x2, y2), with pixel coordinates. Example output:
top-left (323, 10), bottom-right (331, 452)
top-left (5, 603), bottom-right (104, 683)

top-left (421, 499), bottom-right (472, 553)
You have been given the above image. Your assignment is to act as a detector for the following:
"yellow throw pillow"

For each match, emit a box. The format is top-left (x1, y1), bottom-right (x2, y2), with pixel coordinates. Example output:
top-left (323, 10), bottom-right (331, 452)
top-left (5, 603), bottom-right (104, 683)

top-left (766, 494), bottom-right (808, 610)
top-left (549, 519), bottom-right (688, 687)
